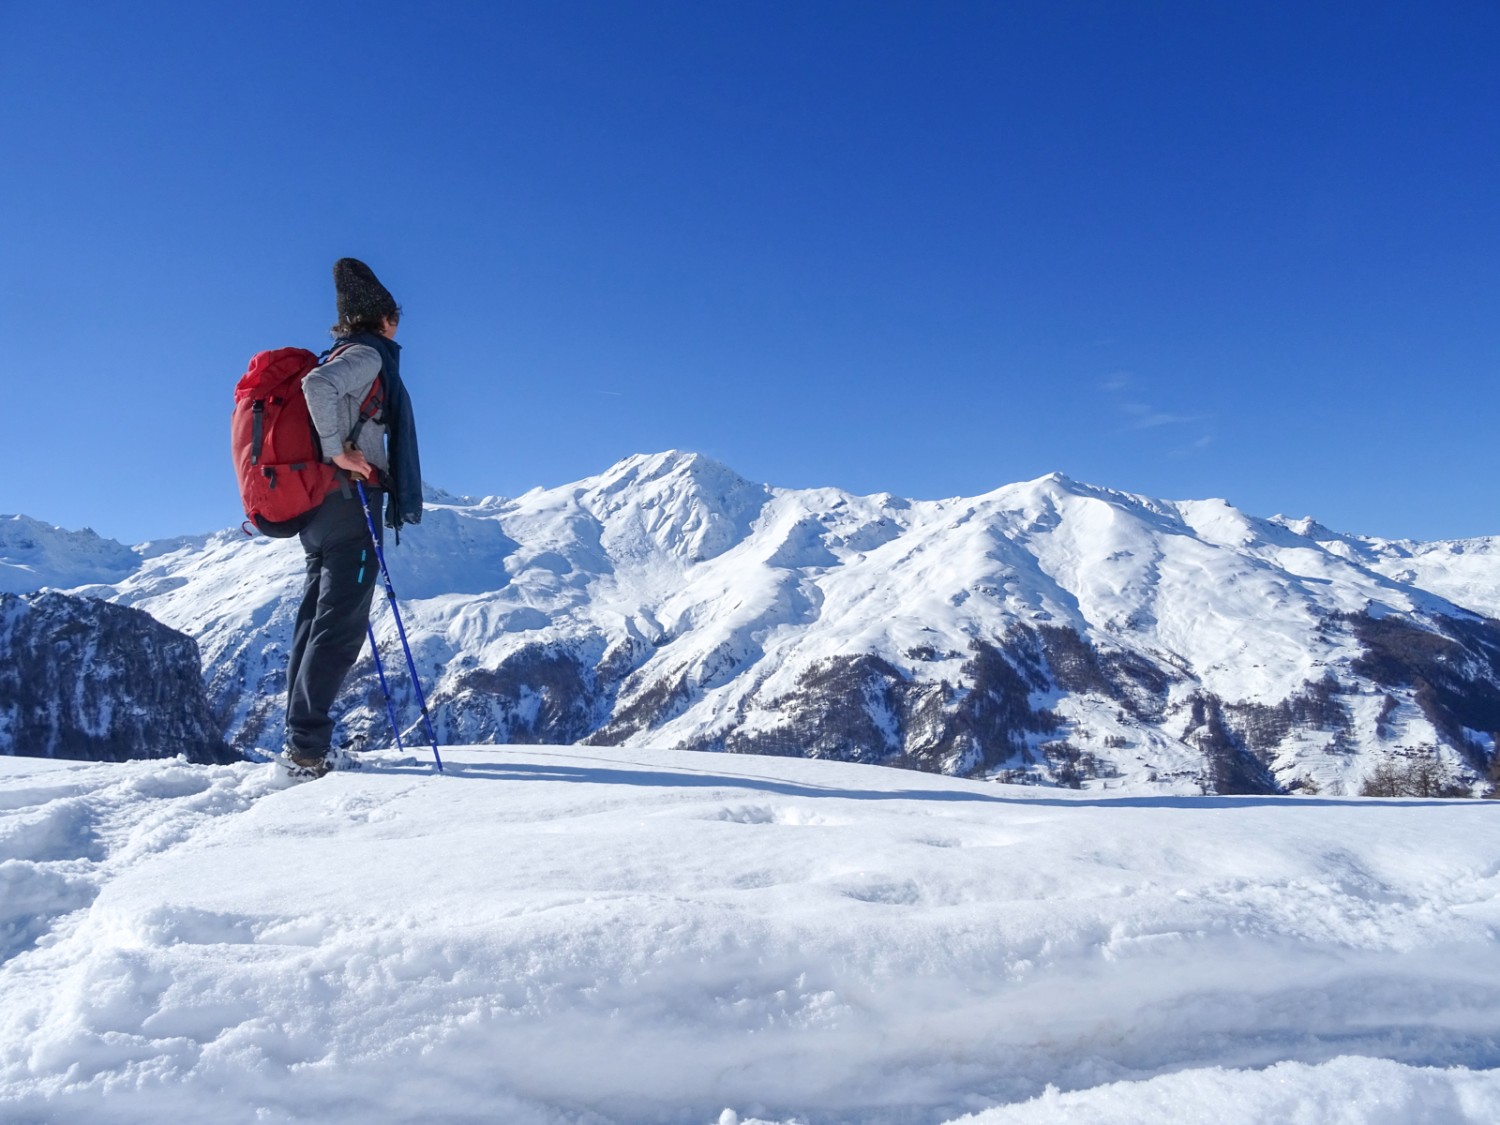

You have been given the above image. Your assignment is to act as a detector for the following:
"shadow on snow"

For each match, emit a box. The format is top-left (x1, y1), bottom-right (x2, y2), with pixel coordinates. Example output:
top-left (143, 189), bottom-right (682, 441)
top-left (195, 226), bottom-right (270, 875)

top-left (366, 749), bottom-right (1480, 812)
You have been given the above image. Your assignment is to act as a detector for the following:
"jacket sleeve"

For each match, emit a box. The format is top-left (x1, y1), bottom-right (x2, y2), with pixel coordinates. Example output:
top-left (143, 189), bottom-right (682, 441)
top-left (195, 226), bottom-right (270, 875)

top-left (302, 344), bottom-right (383, 460)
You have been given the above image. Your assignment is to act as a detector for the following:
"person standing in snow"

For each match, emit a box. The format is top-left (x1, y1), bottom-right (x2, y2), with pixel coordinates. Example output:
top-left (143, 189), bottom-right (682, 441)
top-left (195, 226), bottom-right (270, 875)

top-left (282, 258), bottom-right (424, 778)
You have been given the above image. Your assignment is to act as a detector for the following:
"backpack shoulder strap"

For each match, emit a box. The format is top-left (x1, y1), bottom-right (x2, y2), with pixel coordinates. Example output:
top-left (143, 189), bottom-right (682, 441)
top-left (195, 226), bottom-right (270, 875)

top-left (316, 343), bottom-right (385, 445)
top-left (354, 376), bottom-right (384, 425)
top-left (347, 373), bottom-right (385, 446)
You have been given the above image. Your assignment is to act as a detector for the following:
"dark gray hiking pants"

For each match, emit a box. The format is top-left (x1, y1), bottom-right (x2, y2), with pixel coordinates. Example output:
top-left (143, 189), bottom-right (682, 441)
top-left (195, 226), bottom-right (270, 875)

top-left (285, 486), bottom-right (383, 755)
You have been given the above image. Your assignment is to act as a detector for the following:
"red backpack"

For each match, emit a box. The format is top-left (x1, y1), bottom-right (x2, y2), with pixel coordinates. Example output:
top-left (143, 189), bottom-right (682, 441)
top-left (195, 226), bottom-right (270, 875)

top-left (231, 346), bottom-right (380, 537)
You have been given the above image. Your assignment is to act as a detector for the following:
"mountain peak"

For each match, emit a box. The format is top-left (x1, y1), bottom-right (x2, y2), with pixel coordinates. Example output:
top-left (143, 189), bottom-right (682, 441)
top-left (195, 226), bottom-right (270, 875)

top-left (600, 450), bottom-right (743, 489)
top-left (985, 470), bottom-right (1140, 513)
top-left (586, 451), bottom-right (770, 563)
top-left (1271, 514), bottom-right (1332, 540)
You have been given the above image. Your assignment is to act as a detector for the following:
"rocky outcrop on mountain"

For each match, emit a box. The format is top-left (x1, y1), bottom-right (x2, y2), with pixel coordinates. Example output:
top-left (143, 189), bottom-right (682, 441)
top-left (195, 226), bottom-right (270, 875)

top-left (10, 453), bottom-right (1500, 794)
top-left (0, 592), bottom-right (233, 763)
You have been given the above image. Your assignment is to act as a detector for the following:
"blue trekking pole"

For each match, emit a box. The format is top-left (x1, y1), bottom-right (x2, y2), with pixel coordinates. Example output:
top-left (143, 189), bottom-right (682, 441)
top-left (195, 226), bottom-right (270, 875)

top-left (366, 621), bottom-right (406, 754)
top-left (356, 481), bottom-right (444, 772)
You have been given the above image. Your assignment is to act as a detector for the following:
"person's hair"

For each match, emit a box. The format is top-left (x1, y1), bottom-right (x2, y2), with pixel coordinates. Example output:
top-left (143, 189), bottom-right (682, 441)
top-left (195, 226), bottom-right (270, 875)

top-left (331, 304), bottom-right (401, 338)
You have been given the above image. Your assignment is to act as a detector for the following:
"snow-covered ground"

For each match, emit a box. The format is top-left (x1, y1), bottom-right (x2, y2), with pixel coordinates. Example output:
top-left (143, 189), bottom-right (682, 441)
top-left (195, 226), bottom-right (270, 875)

top-left (2, 745), bottom-right (1498, 1123)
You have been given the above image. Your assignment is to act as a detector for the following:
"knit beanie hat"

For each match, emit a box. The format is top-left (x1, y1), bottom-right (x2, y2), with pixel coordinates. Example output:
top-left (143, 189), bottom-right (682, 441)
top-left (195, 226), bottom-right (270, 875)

top-left (333, 257), bottom-right (398, 326)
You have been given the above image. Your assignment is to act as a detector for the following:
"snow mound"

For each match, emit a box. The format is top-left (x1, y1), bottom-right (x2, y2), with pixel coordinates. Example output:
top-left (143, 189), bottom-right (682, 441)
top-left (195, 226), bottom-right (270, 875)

top-left (2, 746), bottom-right (1498, 1123)
top-left (951, 1056), bottom-right (1500, 1124)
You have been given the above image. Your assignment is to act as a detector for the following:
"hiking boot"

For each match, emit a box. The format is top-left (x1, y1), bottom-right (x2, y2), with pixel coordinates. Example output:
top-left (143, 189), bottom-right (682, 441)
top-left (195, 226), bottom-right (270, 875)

top-left (324, 747), bottom-right (366, 772)
top-left (279, 749), bottom-right (332, 781)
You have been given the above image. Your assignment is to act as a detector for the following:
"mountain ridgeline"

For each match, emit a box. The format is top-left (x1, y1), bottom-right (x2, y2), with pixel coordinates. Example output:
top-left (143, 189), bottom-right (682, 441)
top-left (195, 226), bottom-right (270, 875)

top-left (7, 453), bottom-right (1500, 795)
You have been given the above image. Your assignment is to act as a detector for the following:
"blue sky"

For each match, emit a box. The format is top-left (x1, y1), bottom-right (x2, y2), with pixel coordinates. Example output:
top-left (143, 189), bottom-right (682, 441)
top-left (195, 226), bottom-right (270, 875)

top-left (2, 1), bottom-right (1496, 544)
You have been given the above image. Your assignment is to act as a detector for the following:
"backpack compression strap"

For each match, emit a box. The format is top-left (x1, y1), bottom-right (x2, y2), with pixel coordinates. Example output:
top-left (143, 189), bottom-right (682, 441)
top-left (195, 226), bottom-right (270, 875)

top-left (250, 401), bottom-right (265, 466)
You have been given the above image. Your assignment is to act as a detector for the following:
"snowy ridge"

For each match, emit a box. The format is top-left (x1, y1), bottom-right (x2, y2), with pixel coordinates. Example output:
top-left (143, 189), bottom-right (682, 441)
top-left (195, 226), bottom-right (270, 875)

top-left (1, 747), bottom-right (1497, 1122)
top-left (1272, 515), bottom-right (1500, 622)
top-left (0, 514), bottom-right (139, 594)
top-left (9, 452), bottom-right (1500, 793)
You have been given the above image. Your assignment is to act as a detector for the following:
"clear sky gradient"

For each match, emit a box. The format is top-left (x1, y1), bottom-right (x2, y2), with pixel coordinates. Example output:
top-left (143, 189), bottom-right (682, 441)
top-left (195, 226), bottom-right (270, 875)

top-left (2, 1), bottom-right (1497, 544)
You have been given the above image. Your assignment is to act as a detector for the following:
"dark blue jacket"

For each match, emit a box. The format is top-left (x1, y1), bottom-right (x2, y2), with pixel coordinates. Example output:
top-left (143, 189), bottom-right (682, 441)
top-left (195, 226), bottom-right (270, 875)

top-left (336, 331), bottom-right (423, 533)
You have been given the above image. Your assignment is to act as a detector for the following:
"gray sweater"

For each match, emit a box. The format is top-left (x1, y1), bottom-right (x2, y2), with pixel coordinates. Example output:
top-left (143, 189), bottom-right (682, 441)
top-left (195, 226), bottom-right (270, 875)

top-left (301, 344), bottom-right (388, 473)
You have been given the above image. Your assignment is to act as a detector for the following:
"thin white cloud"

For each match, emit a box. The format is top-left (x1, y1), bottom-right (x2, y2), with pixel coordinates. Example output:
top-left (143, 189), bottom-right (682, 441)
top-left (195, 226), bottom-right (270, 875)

top-left (1121, 402), bottom-right (1202, 430)
top-left (1098, 373), bottom-right (1214, 452)
top-left (1169, 434), bottom-right (1216, 458)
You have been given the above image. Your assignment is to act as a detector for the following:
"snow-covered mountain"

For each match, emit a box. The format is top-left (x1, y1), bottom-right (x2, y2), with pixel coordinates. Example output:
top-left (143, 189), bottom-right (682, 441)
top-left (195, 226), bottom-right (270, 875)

top-left (0, 514), bottom-right (140, 593)
top-left (10, 452), bottom-right (1500, 794)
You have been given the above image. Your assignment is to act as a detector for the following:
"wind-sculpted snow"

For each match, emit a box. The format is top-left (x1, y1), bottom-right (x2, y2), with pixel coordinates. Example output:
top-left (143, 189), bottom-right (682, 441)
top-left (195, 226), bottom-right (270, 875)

top-left (0, 748), bottom-right (1497, 1123)
top-left (8, 452), bottom-right (1500, 792)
